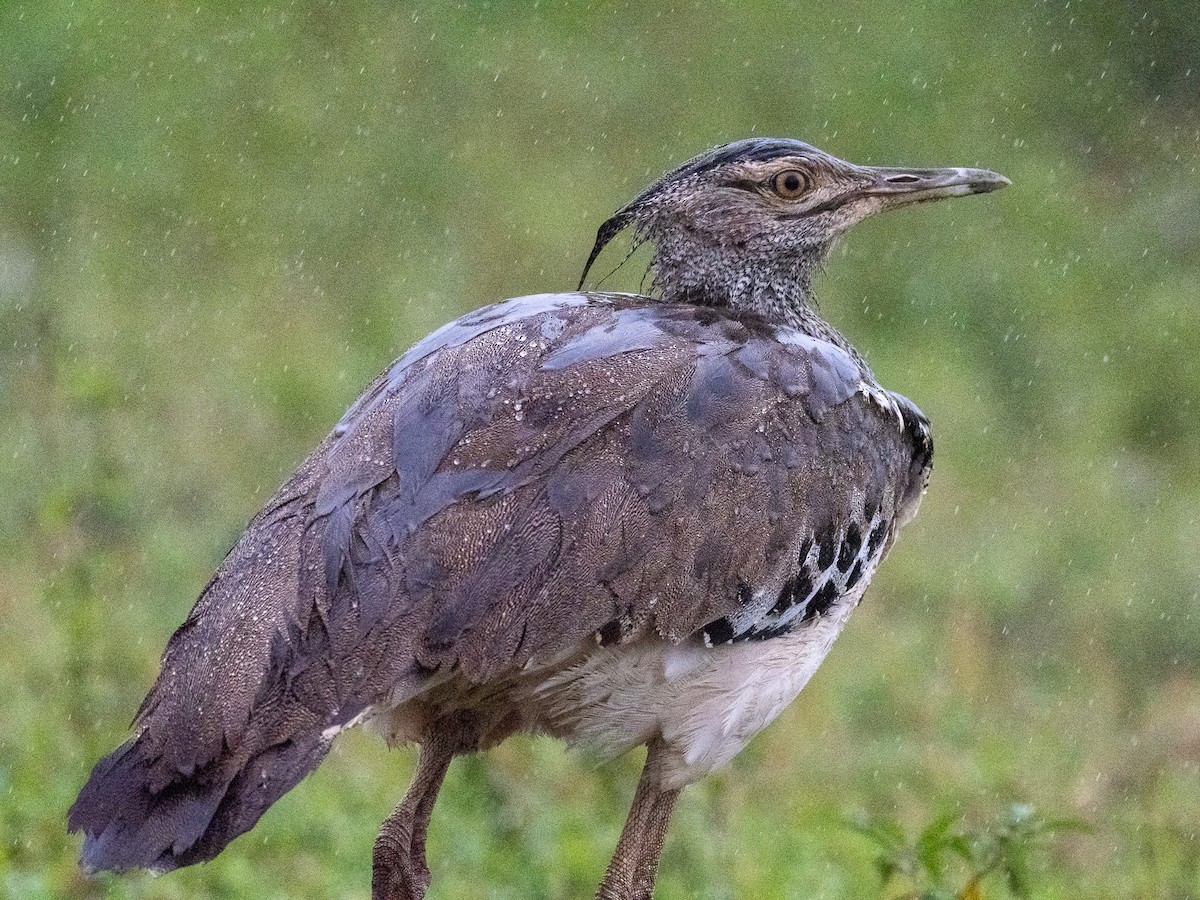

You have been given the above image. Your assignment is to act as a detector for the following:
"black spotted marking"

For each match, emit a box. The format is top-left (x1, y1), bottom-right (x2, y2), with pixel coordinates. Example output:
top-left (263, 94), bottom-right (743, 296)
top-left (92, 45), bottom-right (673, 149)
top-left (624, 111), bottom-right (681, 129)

top-left (745, 622), bottom-right (793, 642)
top-left (816, 523), bottom-right (836, 571)
top-left (796, 568), bottom-right (815, 601)
top-left (846, 559), bottom-right (864, 590)
top-left (597, 620), bottom-right (622, 647)
top-left (805, 581), bottom-right (840, 620)
top-left (736, 578), bottom-right (754, 606)
top-left (868, 521), bottom-right (889, 557)
top-left (702, 617), bottom-right (735, 646)
top-left (773, 568), bottom-right (813, 616)
top-left (769, 575), bottom-right (799, 616)
top-left (718, 510), bottom-right (889, 645)
top-left (863, 496), bottom-right (879, 524)
top-left (895, 394), bottom-right (934, 469)
top-left (837, 523), bottom-right (862, 572)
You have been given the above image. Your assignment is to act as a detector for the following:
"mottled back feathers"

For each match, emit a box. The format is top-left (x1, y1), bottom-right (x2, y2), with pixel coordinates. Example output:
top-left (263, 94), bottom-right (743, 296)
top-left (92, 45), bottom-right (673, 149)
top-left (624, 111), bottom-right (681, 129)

top-left (69, 291), bottom-right (932, 872)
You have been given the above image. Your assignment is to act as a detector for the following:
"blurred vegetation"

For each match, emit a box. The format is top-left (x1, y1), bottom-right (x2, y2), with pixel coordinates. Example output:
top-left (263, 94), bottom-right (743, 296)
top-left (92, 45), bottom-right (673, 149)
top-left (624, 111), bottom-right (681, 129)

top-left (1, 1), bottom-right (1198, 898)
top-left (848, 803), bottom-right (1089, 899)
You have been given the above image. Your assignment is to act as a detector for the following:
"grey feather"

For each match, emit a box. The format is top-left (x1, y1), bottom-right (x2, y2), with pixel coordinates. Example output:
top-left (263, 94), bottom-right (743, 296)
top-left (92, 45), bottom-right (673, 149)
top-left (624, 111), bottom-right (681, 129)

top-left (66, 136), bottom-right (1008, 893)
top-left (69, 291), bottom-right (929, 870)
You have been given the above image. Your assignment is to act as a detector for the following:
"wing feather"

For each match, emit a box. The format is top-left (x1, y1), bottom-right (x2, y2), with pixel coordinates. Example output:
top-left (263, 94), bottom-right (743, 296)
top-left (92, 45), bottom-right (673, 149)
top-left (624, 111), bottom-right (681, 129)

top-left (70, 291), bottom-right (931, 870)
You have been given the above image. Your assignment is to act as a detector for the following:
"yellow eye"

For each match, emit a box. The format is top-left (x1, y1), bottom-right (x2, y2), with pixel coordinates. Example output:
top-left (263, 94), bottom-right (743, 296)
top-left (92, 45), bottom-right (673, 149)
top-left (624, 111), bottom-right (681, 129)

top-left (771, 169), bottom-right (810, 199)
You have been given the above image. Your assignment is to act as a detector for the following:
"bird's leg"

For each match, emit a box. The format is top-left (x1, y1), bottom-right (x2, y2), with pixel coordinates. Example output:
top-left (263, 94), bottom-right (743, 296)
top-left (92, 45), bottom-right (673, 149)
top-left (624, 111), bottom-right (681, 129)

top-left (596, 739), bottom-right (682, 900)
top-left (371, 739), bottom-right (452, 900)
top-left (372, 716), bottom-right (477, 900)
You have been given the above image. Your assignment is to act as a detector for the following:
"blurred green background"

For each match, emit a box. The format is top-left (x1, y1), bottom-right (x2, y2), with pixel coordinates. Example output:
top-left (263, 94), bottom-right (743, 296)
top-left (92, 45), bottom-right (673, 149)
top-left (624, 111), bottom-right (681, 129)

top-left (2, 2), bottom-right (1198, 898)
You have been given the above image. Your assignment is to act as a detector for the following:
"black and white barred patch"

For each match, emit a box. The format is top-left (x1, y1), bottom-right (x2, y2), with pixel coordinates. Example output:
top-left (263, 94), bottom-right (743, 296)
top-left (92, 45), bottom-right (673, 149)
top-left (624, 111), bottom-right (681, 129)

top-left (700, 498), bottom-right (892, 647)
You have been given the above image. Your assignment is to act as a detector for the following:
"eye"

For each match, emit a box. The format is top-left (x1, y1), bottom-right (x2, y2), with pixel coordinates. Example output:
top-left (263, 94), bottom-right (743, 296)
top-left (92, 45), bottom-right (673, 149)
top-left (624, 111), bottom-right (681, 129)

top-left (771, 169), bottom-right (811, 199)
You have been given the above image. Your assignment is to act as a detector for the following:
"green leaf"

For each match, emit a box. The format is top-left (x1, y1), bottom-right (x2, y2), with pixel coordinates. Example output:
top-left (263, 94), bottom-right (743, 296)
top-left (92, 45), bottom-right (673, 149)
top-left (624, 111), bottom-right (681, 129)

top-left (916, 812), bottom-right (959, 880)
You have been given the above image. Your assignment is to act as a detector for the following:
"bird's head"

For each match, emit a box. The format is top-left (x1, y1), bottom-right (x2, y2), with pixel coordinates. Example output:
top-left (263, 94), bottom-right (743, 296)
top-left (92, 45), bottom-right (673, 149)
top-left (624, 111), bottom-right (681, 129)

top-left (580, 137), bottom-right (1009, 325)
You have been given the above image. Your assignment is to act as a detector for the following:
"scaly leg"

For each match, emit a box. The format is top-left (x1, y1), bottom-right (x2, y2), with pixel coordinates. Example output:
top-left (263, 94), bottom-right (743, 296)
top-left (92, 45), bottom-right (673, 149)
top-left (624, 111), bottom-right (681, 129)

top-left (372, 716), bottom-right (477, 900)
top-left (596, 739), bottom-right (682, 900)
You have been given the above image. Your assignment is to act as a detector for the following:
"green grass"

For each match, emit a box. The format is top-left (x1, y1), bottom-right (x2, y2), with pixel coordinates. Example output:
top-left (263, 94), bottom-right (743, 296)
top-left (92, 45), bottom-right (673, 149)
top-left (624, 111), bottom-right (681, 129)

top-left (2, 2), bottom-right (1199, 897)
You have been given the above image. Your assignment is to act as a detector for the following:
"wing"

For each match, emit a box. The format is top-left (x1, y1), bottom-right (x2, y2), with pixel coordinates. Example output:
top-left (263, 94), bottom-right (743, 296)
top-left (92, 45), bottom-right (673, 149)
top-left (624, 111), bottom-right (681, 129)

top-left (339, 295), bottom-right (930, 675)
top-left (69, 291), bottom-right (932, 871)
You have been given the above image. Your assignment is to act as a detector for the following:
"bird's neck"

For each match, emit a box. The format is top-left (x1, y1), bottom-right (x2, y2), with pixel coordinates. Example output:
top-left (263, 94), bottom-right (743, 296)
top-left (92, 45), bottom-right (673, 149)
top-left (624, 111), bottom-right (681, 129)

top-left (648, 234), bottom-right (868, 366)
top-left (650, 235), bottom-right (832, 332)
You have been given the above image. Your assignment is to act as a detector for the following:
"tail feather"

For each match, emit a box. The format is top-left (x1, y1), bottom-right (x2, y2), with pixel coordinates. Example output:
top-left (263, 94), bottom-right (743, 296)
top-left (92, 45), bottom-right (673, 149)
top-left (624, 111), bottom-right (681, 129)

top-left (68, 738), bottom-right (234, 873)
top-left (68, 448), bottom-right (425, 874)
top-left (171, 729), bottom-right (333, 867)
top-left (68, 725), bottom-right (332, 873)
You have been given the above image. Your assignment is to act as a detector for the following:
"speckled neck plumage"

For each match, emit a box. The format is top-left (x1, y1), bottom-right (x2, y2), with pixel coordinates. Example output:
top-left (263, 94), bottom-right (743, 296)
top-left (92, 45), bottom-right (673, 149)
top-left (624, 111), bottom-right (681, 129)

top-left (647, 227), bottom-right (861, 361)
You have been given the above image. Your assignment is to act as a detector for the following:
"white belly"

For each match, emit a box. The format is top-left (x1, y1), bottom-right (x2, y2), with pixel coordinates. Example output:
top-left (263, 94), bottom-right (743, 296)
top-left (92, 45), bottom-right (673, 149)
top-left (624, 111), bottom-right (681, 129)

top-left (529, 601), bottom-right (854, 790)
